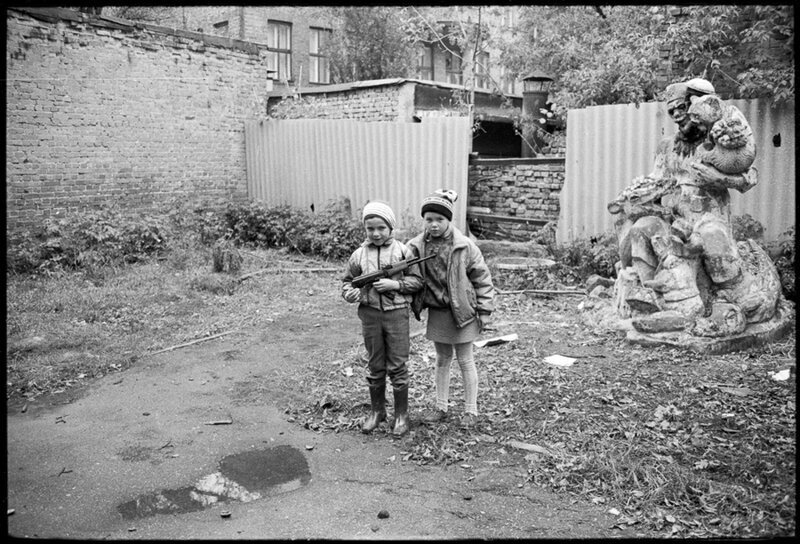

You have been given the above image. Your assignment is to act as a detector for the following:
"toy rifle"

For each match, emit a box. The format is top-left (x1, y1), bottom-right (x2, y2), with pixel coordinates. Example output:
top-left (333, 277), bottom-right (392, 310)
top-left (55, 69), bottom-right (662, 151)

top-left (351, 254), bottom-right (435, 288)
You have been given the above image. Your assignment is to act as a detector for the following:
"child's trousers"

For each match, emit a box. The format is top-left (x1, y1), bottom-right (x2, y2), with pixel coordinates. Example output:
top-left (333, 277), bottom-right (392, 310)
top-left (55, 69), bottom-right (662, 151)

top-left (358, 305), bottom-right (410, 390)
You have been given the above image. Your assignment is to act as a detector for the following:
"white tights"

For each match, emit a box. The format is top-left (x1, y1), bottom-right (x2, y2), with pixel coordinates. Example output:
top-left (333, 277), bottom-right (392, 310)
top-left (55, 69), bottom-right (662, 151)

top-left (433, 341), bottom-right (478, 416)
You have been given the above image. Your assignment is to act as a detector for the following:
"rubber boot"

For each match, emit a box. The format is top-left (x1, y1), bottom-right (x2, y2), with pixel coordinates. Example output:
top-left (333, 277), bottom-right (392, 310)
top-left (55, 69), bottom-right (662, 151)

top-left (361, 384), bottom-right (386, 434)
top-left (392, 387), bottom-right (409, 437)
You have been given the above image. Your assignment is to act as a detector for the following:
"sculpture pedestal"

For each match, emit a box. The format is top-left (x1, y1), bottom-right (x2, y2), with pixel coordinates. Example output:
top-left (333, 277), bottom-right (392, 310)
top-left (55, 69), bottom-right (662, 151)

top-left (625, 299), bottom-right (795, 354)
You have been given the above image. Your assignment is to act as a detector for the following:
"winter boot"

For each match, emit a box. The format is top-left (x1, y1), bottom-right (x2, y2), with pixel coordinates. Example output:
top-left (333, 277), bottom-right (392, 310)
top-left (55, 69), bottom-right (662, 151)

top-left (392, 387), bottom-right (410, 437)
top-left (362, 384), bottom-right (386, 434)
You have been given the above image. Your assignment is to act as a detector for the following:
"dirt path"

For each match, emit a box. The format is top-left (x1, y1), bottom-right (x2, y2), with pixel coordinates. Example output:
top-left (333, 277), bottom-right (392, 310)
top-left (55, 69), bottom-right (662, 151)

top-left (6, 302), bottom-right (640, 539)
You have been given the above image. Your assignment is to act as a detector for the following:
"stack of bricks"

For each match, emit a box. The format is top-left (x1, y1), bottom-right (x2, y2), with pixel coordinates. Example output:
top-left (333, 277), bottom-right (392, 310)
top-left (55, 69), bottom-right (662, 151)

top-left (468, 158), bottom-right (565, 238)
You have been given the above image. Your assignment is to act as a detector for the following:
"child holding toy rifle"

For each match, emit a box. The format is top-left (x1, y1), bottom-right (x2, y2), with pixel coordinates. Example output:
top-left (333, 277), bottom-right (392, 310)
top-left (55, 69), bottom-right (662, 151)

top-left (342, 201), bottom-right (423, 436)
top-left (406, 189), bottom-right (495, 429)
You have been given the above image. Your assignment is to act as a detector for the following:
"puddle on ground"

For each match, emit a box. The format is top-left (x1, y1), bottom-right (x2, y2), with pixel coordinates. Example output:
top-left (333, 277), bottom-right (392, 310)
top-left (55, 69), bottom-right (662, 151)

top-left (117, 445), bottom-right (310, 520)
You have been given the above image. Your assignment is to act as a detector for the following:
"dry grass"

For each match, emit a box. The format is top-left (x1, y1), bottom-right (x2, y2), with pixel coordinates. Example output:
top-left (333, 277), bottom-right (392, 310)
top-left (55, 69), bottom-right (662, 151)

top-left (289, 292), bottom-right (796, 539)
top-left (6, 250), bottom-right (795, 538)
top-left (5, 248), bottom-right (339, 401)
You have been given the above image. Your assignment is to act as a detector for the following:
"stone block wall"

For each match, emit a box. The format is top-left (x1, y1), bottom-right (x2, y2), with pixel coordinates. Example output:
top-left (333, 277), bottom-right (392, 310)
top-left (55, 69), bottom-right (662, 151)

top-left (6, 7), bottom-right (273, 231)
top-left (468, 157), bottom-right (565, 239)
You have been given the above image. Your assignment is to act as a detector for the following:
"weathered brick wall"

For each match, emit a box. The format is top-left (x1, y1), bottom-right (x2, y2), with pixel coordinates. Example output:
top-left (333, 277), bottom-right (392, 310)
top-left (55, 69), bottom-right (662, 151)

top-left (468, 158), bottom-right (565, 238)
top-left (6, 7), bottom-right (273, 231)
top-left (267, 85), bottom-right (407, 121)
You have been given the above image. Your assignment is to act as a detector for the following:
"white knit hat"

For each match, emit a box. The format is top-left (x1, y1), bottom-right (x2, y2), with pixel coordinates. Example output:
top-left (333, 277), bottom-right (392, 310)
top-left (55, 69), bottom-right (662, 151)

top-left (362, 200), bottom-right (396, 230)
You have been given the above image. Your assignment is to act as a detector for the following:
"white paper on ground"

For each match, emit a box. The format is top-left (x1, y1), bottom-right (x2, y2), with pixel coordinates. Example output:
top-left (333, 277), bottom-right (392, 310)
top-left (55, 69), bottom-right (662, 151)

top-left (544, 354), bottom-right (576, 367)
top-left (771, 368), bottom-right (791, 381)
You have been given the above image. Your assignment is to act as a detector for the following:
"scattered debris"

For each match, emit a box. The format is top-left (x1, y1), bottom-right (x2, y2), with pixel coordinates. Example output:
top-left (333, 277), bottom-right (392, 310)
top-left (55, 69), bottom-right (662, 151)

top-left (204, 418), bottom-right (234, 425)
top-left (543, 355), bottom-right (576, 367)
top-left (474, 334), bottom-right (518, 348)
top-left (771, 368), bottom-right (790, 381)
top-left (497, 288), bottom-right (584, 296)
top-left (237, 266), bottom-right (340, 284)
top-left (505, 440), bottom-right (553, 456)
top-left (718, 386), bottom-right (753, 397)
top-left (146, 331), bottom-right (241, 357)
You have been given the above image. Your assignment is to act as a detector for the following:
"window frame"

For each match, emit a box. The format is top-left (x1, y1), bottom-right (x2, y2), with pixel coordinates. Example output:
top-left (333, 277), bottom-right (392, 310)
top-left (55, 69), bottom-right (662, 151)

top-left (475, 51), bottom-right (490, 90)
top-left (445, 50), bottom-right (463, 85)
top-left (416, 44), bottom-right (434, 81)
top-left (267, 19), bottom-right (292, 82)
top-left (309, 26), bottom-right (331, 84)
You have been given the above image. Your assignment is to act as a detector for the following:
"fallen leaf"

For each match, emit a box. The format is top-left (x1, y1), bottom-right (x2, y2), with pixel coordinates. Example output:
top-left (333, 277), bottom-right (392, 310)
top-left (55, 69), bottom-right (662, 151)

top-left (718, 386), bottom-right (752, 396)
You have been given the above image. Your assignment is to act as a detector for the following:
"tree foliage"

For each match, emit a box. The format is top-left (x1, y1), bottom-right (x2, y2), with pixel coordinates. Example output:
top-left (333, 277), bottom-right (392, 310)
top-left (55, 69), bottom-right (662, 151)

top-left (500, 5), bottom-right (794, 110)
top-left (501, 6), bottom-right (664, 110)
top-left (662, 5), bottom-right (794, 103)
top-left (322, 7), bottom-right (426, 83)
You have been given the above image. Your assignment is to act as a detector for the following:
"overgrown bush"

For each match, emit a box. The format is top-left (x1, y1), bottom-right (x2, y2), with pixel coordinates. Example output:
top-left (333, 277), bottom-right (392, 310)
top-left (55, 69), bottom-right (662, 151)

top-left (767, 225), bottom-right (796, 301)
top-left (6, 207), bottom-right (168, 275)
top-left (223, 199), bottom-right (365, 261)
top-left (551, 231), bottom-right (619, 280)
top-left (160, 198), bottom-right (227, 247)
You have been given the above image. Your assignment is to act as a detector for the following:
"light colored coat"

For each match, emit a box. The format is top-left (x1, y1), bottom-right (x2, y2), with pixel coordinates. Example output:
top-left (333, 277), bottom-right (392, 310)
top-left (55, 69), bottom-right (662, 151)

top-left (342, 238), bottom-right (423, 311)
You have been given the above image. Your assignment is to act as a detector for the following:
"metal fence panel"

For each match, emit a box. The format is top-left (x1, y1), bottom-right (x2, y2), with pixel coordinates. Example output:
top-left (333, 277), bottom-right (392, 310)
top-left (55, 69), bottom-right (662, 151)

top-left (245, 117), bottom-right (471, 233)
top-left (558, 98), bottom-right (795, 243)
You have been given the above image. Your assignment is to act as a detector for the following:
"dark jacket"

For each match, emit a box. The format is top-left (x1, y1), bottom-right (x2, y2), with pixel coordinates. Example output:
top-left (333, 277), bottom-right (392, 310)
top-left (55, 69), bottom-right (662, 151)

top-left (406, 227), bottom-right (494, 327)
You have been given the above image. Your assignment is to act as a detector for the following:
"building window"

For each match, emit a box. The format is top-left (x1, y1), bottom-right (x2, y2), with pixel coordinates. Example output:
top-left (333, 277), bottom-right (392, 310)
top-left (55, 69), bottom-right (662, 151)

top-left (445, 50), bottom-right (463, 85)
top-left (416, 45), bottom-right (434, 80)
top-left (501, 7), bottom-right (517, 29)
top-left (475, 51), bottom-right (490, 89)
top-left (500, 66), bottom-right (517, 95)
top-left (310, 27), bottom-right (331, 84)
top-left (267, 20), bottom-right (292, 81)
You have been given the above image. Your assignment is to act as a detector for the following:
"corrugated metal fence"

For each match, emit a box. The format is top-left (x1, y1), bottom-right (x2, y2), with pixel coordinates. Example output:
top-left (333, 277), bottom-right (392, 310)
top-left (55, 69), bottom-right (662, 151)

top-left (245, 117), bottom-right (472, 233)
top-left (558, 98), bottom-right (795, 242)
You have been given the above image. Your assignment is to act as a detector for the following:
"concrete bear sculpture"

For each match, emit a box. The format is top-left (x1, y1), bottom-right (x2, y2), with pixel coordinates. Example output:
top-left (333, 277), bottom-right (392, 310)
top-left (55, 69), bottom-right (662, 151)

top-left (687, 94), bottom-right (756, 175)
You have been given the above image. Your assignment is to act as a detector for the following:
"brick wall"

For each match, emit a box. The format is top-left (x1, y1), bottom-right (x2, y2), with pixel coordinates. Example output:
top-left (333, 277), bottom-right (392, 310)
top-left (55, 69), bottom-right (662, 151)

top-left (6, 7), bottom-right (274, 231)
top-left (468, 157), bottom-right (565, 238)
top-left (267, 84), bottom-right (408, 121)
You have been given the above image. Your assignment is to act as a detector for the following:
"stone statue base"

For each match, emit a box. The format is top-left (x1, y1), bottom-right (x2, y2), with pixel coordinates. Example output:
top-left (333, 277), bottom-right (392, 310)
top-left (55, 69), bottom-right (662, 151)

top-left (625, 299), bottom-right (795, 354)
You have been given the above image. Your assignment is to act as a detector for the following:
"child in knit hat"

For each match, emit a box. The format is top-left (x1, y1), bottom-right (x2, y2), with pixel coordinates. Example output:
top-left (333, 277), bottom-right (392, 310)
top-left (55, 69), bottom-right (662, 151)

top-left (406, 189), bottom-right (495, 429)
top-left (342, 200), bottom-right (423, 437)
